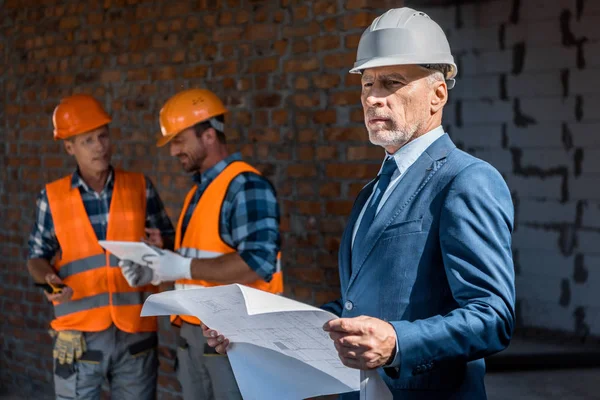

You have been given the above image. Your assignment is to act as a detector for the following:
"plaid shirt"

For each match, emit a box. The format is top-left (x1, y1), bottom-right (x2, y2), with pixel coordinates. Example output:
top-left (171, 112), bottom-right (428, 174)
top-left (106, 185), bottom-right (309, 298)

top-left (28, 168), bottom-right (175, 260)
top-left (180, 152), bottom-right (280, 281)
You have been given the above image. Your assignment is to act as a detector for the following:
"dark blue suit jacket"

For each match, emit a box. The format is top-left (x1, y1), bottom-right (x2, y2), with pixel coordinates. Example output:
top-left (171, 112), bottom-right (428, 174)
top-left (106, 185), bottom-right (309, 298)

top-left (323, 134), bottom-right (515, 400)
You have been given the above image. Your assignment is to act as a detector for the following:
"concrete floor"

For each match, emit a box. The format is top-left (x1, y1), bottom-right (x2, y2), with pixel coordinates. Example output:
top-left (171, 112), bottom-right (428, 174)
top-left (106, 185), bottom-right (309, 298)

top-left (486, 369), bottom-right (600, 400)
top-left (2, 339), bottom-right (599, 399)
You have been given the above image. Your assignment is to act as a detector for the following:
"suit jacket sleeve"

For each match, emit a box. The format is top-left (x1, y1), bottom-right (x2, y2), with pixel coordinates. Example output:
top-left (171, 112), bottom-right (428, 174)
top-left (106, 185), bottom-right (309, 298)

top-left (388, 161), bottom-right (516, 377)
top-left (321, 298), bottom-right (343, 317)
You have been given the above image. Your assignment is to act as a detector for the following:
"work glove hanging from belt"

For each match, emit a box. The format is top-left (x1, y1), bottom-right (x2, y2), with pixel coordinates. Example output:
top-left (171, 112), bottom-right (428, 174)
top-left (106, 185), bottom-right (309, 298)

top-left (49, 330), bottom-right (87, 365)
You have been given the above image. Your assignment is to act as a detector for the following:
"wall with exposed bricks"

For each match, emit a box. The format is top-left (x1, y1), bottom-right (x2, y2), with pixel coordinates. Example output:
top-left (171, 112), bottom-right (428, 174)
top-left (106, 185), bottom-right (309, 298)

top-left (1, 0), bottom-right (599, 397)
top-left (409, 0), bottom-right (600, 340)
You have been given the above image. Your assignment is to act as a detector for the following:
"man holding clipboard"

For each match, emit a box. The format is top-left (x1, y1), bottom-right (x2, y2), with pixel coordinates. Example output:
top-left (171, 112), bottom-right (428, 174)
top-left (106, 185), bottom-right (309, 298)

top-left (26, 94), bottom-right (175, 399)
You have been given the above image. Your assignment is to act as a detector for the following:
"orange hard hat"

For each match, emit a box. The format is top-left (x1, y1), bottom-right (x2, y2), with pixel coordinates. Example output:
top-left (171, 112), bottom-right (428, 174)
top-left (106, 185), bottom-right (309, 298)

top-left (52, 94), bottom-right (112, 140)
top-left (157, 88), bottom-right (228, 147)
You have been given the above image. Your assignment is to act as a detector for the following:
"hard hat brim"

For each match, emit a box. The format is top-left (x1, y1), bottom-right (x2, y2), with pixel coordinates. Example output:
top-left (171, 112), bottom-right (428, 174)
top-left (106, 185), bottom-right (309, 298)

top-left (156, 131), bottom-right (179, 148)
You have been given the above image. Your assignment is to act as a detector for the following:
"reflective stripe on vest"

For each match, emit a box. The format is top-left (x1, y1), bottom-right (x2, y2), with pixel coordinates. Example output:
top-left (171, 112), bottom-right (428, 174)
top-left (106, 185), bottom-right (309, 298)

top-left (54, 291), bottom-right (155, 317)
top-left (56, 254), bottom-right (120, 279)
top-left (45, 170), bottom-right (157, 333)
top-left (172, 161), bottom-right (284, 326)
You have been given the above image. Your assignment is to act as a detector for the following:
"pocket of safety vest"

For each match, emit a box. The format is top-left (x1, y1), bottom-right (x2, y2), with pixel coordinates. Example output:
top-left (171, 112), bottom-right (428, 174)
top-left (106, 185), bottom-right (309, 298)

top-left (129, 335), bottom-right (158, 358)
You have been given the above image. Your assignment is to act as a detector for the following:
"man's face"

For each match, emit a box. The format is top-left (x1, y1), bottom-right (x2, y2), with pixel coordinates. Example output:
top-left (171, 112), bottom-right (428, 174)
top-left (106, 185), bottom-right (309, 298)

top-left (169, 128), bottom-right (207, 173)
top-left (64, 126), bottom-right (111, 174)
top-left (361, 64), bottom-right (436, 153)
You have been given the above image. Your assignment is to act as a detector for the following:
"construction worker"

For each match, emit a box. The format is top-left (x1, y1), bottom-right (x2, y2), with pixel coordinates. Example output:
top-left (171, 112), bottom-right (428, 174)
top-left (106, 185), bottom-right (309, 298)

top-left (120, 88), bottom-right (283, 399)
top-left (26, 94), bottom-right (175, 399)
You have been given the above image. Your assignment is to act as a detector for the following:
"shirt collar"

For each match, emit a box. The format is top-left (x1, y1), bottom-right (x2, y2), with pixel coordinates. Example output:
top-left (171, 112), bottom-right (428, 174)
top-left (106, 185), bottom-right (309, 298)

top-left (380, 125), bottom-right (446, 176)
top-left (71, 166), bottom-right (114, 192)
top-left (192, 152), bottom-right (242, 187)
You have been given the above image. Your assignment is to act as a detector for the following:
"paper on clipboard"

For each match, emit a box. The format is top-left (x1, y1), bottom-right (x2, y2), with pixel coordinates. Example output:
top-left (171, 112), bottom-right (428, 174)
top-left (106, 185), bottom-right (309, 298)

top-left (98, 240), bottom-right (160, 266)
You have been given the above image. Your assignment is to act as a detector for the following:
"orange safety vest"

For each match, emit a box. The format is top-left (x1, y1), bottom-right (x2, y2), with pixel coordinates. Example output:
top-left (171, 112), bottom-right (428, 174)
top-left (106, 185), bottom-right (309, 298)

top-left (172, 161), bottom-right (283, 326)
top-left (45, 170), bottom-right (157, 333)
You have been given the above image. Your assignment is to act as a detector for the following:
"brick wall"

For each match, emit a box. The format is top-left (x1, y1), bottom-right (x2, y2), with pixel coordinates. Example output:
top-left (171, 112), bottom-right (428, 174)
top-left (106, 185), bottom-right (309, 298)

top-left (408, 0), bottom-right (600, 339)
top-left (0, 0), bottom-right (403, 397)
top-left (2, 0), bottom-right (600, 397)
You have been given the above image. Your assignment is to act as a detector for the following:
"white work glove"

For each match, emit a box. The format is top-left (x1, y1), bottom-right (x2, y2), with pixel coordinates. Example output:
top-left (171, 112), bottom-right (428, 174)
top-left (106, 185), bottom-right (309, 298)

top-left (144, 247), bottom-right (192, 282)
top-left (118, 260), bottom-right (161, 287)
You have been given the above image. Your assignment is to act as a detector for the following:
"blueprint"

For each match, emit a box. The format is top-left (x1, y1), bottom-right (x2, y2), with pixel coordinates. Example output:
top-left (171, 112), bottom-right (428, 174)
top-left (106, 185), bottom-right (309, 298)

top-left (141, 284), bottom-right (391, 400)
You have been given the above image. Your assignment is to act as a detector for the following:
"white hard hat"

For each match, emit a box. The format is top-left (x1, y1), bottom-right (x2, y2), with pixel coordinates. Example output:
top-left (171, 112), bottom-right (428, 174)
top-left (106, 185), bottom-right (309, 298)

top-left (350, 8), bottom-right (458, 89)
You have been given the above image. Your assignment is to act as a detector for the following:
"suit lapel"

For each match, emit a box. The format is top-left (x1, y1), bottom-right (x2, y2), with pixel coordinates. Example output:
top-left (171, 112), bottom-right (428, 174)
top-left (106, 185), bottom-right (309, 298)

top-left (346, 134), bottom-right (456, 291)
top-left (339, 179), bottom-right (376, 291)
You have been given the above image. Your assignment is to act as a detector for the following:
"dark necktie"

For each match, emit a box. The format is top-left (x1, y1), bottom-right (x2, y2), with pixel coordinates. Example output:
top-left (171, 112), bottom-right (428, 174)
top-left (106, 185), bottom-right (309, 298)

top-left (352, 157), bottom-right (397, 263)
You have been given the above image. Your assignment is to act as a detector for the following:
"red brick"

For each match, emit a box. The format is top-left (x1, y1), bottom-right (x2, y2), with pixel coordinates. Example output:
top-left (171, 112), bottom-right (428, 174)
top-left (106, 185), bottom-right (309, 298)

top-left (325, 201), bottom-right (354, 215)
top-left (249, 128), bottom-right (279, 143)
top-left (182, 65), bottom-right (208, 78)
top-left (351, 109), bottom-right (368, 127)
top-left (293, 5), bottom-right (309, 20)
top-left (313, 110), bottom-right (337, 124)
top-left (316, 146), bottom-right (337, 160)
top-left (293, 94), bottom-right (320, 107)
top-left (283, 22), bottom-right (320, 37)
top-left (347, 146), bottom-right (384, 161)
top-left (214, 61), bottom-right (236, 76)
top-left (330, 91), bottom-right (361, 106)
top-left (59, 16), bottom-right (79, 30)
top-left (313, 0), bottom-right (337, 15)
top-left (298, 129), bottom-right (318, 142)
top-left (152, 66), bottom-right (176, 80)
top-left (349, 182), bottom-right (370, 197)
top-left (295, 77), bottom-right (310, 90)
top-left (313, 74), bottom-right (341, 89)
top-left (246, 24), bottom-right (276, 40)
top-left (127, 69), bottom-right (148, 81)
top-left (326, 163), bottom-right (379, 179)
top-left (295, 200), bottom-right (321, 215)
top-left (101, 70), bottom-right (121, 83)
top-left (213, 26), bottom-right (244, 41)
top-left (286, 267), bottom-right (324, 284)
top-left (319, 182), bottom-right (341, 197)
top-left (236, 11), bottom-right (250, 24)
top-left (287, 165), bottom-right (317, 178)
top-left (292, 39), bottom-right (310, 54)
top-left (345, 33), bottom-right (362, 49)
top-left (325, 127), bottom-right (366, 141)
top-left (298, 146), bottom-right (315, 161)
top-left (345, 73), bottom-right (362, 87)
top-left (324, 52), bottom-right (356, 69)
top-left (315, 36), bottom-right (340, 51)
top-left (272, 110), bottom-right (288, 125)
top-left (343, 12), bottom-right (377, 30)
top-left (249, 57), bottom-right (278, 73)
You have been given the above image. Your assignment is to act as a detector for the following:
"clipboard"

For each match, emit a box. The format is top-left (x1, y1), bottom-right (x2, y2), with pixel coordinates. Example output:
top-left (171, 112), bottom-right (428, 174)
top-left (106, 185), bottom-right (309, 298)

top-left (98, 240), bottom-right (161, 267)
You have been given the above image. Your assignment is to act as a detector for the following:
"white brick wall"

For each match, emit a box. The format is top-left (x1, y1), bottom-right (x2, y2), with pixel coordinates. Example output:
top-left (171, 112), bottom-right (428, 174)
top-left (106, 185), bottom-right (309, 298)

top-left (569, 123), bottom-right (600, 148)
top-left (507, 123), bottom-right (563, 148)
top-left (506, 175), bottom-right (565, 200)
top-left (421, 0), bottom-right (600, 337)
top-left (518, 200), bottom-right (578, 224)
top-left (451, 124), bottom-right (505, 148)
top-left (506, 72), bottom-right (563, 97)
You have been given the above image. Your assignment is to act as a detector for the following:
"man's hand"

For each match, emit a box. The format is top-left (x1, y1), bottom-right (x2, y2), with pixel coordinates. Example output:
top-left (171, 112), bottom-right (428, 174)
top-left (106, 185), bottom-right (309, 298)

top-left (323, 316), bottom-right (397, 370)
top-left (44, 273), bottom-right (73, 304)
top-left (118, 260), bottom-right (161, 287)
top-left (143, 228), bottom-right (164, 249)
top-left (201, 324), bottom-right (230, 354)
top-left (144, 248), bottom-right (192, 282)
